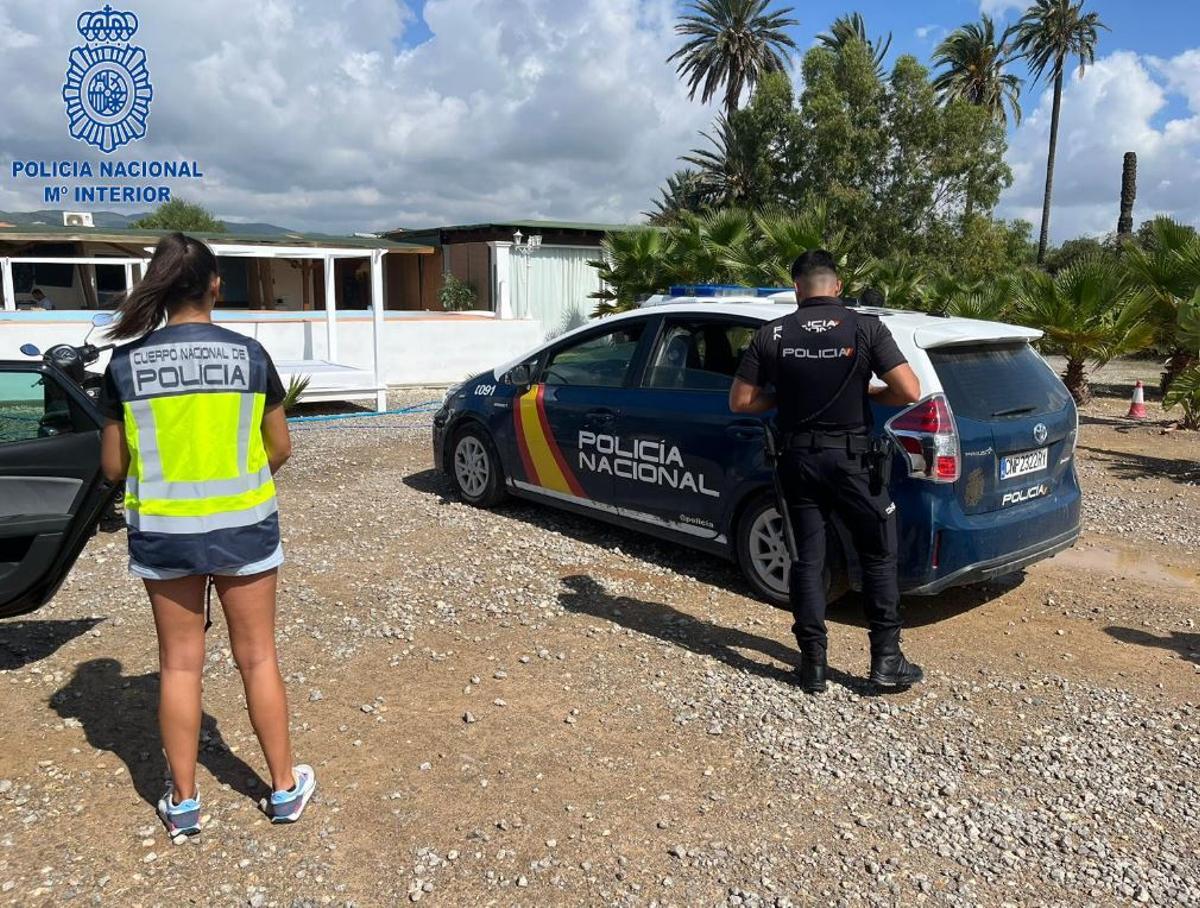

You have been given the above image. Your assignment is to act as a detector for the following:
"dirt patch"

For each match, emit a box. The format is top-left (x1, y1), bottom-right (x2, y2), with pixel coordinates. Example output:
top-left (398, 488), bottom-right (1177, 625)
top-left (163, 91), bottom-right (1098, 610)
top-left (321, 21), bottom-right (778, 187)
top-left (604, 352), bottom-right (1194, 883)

top-left (0, 388), bottom-right (1197, 906)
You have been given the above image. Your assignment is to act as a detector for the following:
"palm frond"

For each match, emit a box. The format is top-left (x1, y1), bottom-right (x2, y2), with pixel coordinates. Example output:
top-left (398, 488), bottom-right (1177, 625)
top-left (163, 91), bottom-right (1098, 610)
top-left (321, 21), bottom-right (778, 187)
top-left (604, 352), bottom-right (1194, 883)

top-left (817, 12), bottom-right (892, 76)
top-left (932, 14), bottom-right (1023, 127)
top-left (1011, 0), bottom-right (1107, 85)
top-left (667, 0), bottom-right (800, 115)
top-left (1162, 364), bottom-right (1200, 428)
top-left (1016, 256), bottom-right (1149, 367)
top-left (283, 375), bottom-right (310, 413)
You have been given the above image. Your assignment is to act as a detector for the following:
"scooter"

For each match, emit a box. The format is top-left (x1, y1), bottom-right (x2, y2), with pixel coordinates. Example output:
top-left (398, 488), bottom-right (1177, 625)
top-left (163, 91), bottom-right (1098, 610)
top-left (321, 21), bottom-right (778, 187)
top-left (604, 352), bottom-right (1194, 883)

top-left (20, 311), bottom-right (116, 407)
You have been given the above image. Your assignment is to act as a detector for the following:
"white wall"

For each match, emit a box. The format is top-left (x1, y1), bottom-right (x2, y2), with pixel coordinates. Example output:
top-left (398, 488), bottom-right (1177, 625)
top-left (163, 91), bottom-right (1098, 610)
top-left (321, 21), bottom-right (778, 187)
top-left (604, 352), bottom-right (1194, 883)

top-left (265, 260), bottom-right (311, 310)
top-left (0, 313), bottom-right (542, 386)
top-left (510, 245), bottom-right (603, 340)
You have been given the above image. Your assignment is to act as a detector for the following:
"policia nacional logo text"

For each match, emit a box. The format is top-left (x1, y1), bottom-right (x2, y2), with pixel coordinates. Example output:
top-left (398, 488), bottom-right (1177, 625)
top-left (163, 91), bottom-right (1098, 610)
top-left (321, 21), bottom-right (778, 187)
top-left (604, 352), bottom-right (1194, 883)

top-left (132, 342), bottom-right (251, 396)
top-left (578, 431), bottom-right (719, 498)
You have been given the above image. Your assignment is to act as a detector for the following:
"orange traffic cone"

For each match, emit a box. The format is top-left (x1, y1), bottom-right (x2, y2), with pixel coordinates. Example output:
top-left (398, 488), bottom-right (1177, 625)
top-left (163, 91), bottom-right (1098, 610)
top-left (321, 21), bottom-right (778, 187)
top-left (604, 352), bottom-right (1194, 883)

top-left (1126, 380), bottom-right (1147, 419)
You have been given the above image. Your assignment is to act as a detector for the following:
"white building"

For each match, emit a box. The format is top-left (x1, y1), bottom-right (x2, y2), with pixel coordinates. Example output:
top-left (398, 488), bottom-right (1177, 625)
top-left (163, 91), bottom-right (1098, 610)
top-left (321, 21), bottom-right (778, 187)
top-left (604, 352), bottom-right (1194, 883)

top-left (0, 224), bottom-right (552, 408)
top-left (385, 220), bottom-right (625, 340)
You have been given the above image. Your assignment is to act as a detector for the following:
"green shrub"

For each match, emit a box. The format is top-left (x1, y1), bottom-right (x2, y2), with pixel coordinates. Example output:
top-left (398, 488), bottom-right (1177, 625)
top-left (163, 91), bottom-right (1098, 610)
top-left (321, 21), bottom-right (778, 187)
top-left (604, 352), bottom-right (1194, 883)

top-left (439, 275), bottom-right (478, 312)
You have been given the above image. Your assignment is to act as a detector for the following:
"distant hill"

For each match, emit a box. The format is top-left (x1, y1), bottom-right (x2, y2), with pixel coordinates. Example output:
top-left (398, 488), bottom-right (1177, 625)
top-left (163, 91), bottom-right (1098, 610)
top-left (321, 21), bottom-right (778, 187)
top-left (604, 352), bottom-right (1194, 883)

top-left (0, 209), bottom-right (296, 236)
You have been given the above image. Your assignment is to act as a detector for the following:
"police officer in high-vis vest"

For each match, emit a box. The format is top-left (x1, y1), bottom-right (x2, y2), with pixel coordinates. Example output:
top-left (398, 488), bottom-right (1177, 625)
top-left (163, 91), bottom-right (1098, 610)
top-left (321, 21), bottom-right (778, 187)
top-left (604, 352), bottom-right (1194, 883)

top-left (730, 251), bottom-right (925, 694)
top-left (99, 233), bottom-right (316, 837)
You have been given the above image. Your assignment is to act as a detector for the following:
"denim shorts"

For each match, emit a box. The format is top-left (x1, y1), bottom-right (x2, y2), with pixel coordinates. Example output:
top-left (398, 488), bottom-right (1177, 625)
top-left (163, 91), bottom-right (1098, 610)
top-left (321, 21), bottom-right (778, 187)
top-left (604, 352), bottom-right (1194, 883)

top-left (129, 543), bottom-right (285, 581)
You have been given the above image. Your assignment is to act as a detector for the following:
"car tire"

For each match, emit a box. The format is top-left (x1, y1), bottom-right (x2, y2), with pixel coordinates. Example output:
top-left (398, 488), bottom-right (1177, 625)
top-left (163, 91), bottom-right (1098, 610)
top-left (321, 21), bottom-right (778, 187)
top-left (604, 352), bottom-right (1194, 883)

top-left (449, 423), bottom-right (507, 508)
top-left (735, 492), bottom-right (845, 609)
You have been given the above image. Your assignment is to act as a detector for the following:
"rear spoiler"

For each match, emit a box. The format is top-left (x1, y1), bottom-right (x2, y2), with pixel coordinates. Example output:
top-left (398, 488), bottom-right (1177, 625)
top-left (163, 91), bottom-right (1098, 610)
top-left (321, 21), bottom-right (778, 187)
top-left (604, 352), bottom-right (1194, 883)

top-left (914, 320), bottom-right (1042, 350)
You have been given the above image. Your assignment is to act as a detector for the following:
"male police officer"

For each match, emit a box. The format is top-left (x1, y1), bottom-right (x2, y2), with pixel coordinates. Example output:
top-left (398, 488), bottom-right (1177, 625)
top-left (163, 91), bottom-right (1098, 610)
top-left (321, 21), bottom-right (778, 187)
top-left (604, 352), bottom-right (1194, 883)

top-left (729, 251), bottom-right (924, 693)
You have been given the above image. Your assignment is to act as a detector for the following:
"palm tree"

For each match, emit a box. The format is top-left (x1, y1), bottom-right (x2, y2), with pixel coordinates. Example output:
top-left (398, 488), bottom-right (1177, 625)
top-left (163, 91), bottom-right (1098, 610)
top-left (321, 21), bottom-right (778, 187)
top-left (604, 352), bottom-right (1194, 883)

top-left (681, 113), bottom-right (764, 208)
top-left (647, 169), bottom-right (711, 225)
top-left (1117, 151), bottom-right (1137, 237)
top-left (667, 0), bottom-right (800, 120)
top-left (927, 271), bottom-right (1019, 321)
top-left (669, 208), bottom-right (756, 286)
top-left (933, 15), bottom-right (1022, 127)
top-left (590, 228), bottom-right (675, 316)
top-left (933, 16), bottom-right (1022, 220)
top-left (816, 12), bottom-right (892, 76)
top-left (1011, 0), bottom-right (1107, 265)
top-left (863, 256), bottom-right (928, 310)
top-left (1163, 290), bottom-right (1200, 428)
top-left (744, 204), bottom-right (845, 286)
top-left (1121, 216), bottom-right (1200, 392)
top-left (1016, 257), bottom-right (1153, 403)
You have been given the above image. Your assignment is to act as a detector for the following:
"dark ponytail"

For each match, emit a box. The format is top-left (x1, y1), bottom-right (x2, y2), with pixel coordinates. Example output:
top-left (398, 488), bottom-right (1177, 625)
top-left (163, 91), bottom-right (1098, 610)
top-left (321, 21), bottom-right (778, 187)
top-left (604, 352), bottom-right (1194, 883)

top-left (108, 232), bottom-right (219, 340)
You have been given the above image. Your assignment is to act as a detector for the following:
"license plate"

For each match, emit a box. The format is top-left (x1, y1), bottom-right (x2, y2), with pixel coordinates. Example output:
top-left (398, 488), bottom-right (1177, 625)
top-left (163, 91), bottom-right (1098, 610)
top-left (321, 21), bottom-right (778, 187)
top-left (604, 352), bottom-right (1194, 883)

top-left (1000, 447), bottom-right (1048, 480)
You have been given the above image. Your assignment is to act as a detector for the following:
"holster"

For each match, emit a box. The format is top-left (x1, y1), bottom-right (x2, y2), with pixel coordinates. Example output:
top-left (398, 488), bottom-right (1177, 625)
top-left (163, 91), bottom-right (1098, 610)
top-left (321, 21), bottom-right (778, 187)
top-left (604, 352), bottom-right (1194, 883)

top-left (866, 436), bottom-right (895, 496)
top-left (763, 422), bottom-right (798, 562)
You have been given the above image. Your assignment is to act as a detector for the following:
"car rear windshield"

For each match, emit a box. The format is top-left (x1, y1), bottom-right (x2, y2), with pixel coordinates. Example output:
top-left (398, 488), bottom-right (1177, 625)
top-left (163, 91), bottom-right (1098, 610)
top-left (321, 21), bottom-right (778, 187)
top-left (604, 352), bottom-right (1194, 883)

top-left (928, 342), bottom-right (1070, 420)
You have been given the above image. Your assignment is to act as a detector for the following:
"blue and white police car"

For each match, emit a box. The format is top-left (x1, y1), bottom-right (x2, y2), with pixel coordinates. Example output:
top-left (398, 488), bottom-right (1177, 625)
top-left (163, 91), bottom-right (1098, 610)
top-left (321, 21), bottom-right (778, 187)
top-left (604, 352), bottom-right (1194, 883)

top-left (432, 287), bottom-right (1081, 606)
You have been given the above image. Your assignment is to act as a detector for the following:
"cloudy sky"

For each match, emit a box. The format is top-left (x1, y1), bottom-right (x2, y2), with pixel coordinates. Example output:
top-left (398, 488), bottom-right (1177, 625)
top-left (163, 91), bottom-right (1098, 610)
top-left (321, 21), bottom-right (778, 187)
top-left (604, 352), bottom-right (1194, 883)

top-left (1, 0), bottom-right (1198, 243)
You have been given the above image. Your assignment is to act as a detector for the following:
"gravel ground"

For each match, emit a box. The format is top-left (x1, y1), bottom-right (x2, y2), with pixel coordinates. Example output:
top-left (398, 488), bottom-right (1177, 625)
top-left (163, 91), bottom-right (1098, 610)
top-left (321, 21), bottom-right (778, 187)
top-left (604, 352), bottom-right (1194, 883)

top-left (0, 385), bottom-right (1197, 906)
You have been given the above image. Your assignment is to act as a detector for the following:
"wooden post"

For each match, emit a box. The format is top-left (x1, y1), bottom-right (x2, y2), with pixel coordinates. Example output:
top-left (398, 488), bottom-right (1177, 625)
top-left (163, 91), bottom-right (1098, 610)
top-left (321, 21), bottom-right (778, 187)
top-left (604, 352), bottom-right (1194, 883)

top-left (261, 259), bottom-right (276, 310)
top-left (300, 261), bottom-right (312, 311)
top-left (371, 250), bottom-right (386, 412)
top-left (324, 254), bottom-right (338, 362)
top-left (246, 260), bottom-right (261, 308)
top-left (80, 263), bottom-right (99, 309)
top-left (1, 259), bottom-right (14, 311)
top-left (491, 242), bottom-right (513, 318)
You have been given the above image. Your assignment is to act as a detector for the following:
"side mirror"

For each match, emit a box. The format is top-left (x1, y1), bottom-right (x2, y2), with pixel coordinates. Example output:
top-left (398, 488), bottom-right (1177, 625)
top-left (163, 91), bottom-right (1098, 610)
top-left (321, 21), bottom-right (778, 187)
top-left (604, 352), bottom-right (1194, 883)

top-left (20, 343), bottom-right (41, 357)
top-left (91, 312), bottom-right (115, 328)
top-left (506, 363), bottom-right (534, 386)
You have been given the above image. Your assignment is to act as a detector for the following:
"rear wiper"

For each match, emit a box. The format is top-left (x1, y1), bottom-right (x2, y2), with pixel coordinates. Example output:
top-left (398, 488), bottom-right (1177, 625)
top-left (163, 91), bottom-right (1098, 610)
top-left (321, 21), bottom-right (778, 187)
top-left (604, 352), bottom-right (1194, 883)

top-left (991, 405), bottom-right (1037, 417)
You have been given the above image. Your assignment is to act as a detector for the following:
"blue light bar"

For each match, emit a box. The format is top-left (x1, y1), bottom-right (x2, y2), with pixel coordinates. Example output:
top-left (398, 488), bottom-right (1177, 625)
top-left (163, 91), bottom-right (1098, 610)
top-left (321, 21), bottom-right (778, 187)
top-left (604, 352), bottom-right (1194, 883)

top-left (667, 284), bottom-right (793, 298)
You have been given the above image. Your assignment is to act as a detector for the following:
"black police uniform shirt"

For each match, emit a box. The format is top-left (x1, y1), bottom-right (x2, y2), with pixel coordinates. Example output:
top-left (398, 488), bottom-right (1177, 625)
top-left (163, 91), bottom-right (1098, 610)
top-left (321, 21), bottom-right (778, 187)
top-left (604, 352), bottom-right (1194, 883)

top-left (736, 296), bottom-right (908, 434)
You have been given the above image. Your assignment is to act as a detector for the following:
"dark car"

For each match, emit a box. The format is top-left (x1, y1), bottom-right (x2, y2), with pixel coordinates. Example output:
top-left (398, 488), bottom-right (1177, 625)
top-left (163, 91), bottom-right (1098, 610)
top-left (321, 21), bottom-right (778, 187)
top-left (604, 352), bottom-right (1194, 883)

top-left (432, 295), bottom-right (1082, 605)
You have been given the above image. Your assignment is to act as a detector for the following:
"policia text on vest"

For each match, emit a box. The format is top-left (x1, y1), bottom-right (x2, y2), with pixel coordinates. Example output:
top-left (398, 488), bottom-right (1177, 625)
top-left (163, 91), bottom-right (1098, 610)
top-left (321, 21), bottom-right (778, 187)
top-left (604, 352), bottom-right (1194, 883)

top-left (130, 341), bottom-right (252, 396)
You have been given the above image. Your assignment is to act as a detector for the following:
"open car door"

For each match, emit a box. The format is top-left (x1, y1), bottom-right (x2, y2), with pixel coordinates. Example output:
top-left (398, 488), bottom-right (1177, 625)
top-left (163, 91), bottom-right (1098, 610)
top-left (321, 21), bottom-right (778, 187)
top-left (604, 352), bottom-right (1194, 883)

top-left (0, 360), bottom-right (115, 620)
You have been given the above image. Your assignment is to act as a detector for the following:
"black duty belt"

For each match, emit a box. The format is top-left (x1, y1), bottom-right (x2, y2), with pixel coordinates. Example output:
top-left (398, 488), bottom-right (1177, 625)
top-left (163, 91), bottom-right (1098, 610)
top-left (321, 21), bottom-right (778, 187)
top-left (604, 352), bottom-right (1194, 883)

top-left (782, 431), bottom-right (870, 454)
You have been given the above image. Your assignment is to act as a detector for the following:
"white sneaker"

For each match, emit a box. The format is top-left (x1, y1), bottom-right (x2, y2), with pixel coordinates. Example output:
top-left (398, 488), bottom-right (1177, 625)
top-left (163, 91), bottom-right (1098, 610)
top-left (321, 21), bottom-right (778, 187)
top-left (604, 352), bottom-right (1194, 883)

top-left (267, 765), bottom-right (316, 824)
top-left (157, 785), bottom-right (202, 837)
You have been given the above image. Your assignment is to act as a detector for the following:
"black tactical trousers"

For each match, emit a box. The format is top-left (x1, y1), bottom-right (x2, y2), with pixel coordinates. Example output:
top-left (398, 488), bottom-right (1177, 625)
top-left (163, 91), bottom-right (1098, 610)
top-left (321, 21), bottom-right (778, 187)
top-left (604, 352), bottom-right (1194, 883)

top-left (778, 447), bottom-right (902, 656)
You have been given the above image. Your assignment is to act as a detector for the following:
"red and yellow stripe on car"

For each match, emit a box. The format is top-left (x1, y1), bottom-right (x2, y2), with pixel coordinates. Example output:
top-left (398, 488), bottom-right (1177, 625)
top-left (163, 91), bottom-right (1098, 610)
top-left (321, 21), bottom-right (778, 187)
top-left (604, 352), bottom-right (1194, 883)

top-left (513, 385), bottom-right (586, 497)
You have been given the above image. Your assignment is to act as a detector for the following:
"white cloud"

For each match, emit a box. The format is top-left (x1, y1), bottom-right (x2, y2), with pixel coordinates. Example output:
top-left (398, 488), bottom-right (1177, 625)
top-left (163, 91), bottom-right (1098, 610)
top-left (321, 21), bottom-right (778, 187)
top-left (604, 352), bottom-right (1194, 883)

top-left (914, 24), bottom-right (944, 42)
top-left (978, 0), bottom-right (1025, 18)
top-left (0, 0), bottom-right (717, 231)
top-left (997, 49), bottom-right (1200, 242)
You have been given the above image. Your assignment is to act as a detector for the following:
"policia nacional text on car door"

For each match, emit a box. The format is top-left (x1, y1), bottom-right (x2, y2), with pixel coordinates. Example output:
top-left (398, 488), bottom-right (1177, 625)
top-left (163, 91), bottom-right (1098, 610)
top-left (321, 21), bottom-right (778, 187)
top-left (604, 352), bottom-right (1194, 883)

top-left (438, 311), bottom-right (789, 570)
top-left (0, 351), bottom-right (116, 619)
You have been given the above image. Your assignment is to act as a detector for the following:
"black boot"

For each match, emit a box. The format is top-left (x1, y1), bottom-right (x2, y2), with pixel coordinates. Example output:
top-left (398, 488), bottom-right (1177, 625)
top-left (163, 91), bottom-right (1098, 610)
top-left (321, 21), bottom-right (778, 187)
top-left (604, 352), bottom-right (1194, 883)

top-left (869, 632), bottom-right (923, 689)
top-left (793, 649), bottom-right (827, 694)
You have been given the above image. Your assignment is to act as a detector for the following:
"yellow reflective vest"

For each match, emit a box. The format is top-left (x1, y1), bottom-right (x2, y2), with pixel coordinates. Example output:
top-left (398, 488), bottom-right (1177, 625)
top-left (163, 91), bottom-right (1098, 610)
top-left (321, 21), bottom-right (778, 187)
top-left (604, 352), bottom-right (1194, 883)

top-left (101, 323), bottom-right (285, 575)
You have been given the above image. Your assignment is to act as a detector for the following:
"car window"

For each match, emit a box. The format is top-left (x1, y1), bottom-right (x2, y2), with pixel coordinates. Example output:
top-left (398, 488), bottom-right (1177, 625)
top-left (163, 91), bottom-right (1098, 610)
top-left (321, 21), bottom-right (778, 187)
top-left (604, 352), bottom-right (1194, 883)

top-left (543, 322), bottom-right (646, 388)
top-left (645, 320), bottom-right (757, 391)
top-left (0, 370), bottom-right (78, 444)
top-left (929, 343), bottom-right (1071, 420)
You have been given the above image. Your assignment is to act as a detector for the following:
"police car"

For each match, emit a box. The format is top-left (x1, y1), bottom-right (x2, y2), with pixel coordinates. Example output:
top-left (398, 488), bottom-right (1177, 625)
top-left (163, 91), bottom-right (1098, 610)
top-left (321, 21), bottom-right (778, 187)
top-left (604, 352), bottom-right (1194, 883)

top-left (432, 287), bottom-right (1082, 605)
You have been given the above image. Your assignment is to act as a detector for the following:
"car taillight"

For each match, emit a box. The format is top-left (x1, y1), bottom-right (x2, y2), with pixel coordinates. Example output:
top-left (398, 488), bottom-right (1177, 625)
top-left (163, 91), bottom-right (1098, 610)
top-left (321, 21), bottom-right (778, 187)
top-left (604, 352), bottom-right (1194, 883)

top-left (1061, 402), bottom-right (1079, 464)
top-left (886, 393), bottom-right (960, 483)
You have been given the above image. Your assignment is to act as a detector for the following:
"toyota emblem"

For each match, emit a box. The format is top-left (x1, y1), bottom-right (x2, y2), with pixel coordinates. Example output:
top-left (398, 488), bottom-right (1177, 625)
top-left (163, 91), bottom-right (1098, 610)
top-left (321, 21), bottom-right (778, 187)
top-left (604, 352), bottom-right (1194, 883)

top-left (1033, 423), bottom-right (1048, 445)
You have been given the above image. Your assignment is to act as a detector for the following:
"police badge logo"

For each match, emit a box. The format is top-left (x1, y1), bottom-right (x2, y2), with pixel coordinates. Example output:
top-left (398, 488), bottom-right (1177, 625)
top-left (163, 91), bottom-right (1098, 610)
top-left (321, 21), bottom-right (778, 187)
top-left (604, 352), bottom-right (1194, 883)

top-left (62, 5), bottom-right (154, 154)
top-left (801, 319), bottom-right (841, 333)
